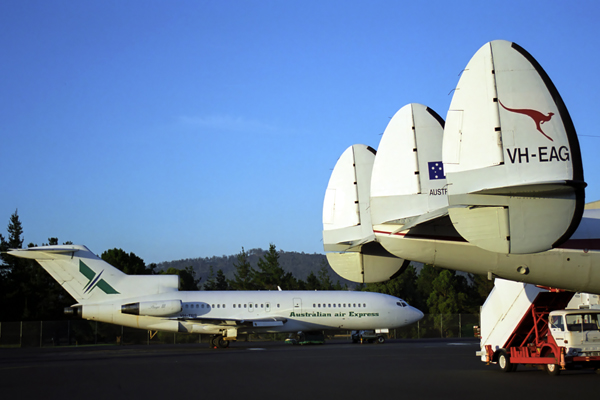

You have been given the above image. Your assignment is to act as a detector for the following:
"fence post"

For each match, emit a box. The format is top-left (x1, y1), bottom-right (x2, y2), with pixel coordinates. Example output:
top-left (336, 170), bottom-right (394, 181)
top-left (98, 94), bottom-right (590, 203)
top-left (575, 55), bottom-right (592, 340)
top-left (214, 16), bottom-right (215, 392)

top-left (459, 314), bottom-right (462, 338)
top-left (40, 321), bottom-right (43, 348)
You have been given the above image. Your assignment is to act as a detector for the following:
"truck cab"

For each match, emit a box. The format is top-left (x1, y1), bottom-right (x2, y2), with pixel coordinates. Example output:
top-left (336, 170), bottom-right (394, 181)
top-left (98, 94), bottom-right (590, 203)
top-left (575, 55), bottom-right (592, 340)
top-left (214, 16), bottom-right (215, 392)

top-left (549, 309), bottom-right (600, 357)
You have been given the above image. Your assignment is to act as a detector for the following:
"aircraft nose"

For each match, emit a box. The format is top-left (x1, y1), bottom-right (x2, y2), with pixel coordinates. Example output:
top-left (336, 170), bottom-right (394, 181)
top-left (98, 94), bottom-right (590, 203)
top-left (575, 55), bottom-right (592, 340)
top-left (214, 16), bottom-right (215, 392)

top-left (409, 306), bottom-right (424, 324)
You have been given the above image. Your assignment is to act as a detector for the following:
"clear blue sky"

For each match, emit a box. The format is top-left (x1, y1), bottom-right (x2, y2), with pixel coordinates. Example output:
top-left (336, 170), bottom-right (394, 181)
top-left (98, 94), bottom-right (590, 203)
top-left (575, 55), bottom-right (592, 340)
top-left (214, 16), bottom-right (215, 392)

top-left (1, 0), bottom-right (599, 263)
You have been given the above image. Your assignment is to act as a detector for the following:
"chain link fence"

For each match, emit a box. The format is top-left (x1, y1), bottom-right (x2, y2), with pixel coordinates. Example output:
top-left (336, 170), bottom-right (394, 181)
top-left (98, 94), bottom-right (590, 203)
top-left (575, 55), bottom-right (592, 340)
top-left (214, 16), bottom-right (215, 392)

top-left (0, 314), bottom-right (480, 348)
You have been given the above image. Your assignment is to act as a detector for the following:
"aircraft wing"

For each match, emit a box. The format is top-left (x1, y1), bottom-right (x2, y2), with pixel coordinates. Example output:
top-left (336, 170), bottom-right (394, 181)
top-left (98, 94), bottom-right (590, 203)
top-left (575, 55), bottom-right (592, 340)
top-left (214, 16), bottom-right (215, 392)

top-left (174, 316), bottom-right (287, 328)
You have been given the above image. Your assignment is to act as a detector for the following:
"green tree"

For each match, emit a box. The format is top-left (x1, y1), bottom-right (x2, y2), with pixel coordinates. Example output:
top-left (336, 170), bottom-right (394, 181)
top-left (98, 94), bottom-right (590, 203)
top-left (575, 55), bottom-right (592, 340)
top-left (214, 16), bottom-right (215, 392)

top-left (365, 264), bottom-right (420, 306)
top-left (161, 266), bottom-right (201, 290)
top-left (304, 271), bottom-right (320, 290)
top-left (317, 262), bottom-right (333, 290)
top-left (0, 212), bottom-right (74, 320)
top-left (472, 273), bottom-right (495, 305)
top-left (254, 243), bottom-right (294, 290)
top-left (416, 264), bottom-right (443, 306)
top-left (101, 248), bottom-right (155, 275)
top-left (229, 247), bottom-right (256, 290)
top-left (214, 269), bottom-right (230, 290)
top-left (204, 266), bottom-right (228, 291)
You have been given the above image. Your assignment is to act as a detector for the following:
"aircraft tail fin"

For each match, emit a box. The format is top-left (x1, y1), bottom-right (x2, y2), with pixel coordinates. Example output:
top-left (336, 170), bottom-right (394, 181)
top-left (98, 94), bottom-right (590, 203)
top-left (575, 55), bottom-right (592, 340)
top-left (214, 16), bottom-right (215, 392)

top-left (370, 103), bottom-right (448, 229)
top-left (323, 145), bottom-right (407, 283)
top-left (442, 40), bottom-right (585, 254)
top-left (7, 245), bottom-right (179, 303)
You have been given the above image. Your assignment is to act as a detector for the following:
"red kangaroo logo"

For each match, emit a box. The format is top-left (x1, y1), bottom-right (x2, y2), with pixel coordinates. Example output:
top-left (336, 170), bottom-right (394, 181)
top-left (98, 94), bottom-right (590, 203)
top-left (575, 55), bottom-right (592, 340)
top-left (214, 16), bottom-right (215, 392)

top-left (498, 99), bottom-right (554, 142)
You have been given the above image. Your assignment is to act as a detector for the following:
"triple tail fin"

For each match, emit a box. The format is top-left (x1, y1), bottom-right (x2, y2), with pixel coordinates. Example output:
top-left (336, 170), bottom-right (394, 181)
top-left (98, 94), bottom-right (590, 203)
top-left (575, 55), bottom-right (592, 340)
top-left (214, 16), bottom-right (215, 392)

top-left (8, 245), bottom-right (179, 303)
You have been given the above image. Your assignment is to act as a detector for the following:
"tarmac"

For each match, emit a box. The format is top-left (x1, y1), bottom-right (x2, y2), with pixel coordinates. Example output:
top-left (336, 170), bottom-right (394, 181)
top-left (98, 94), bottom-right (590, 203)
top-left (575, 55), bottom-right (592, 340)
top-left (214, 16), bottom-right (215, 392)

top-left (0, 338), bottom-right (598, 400)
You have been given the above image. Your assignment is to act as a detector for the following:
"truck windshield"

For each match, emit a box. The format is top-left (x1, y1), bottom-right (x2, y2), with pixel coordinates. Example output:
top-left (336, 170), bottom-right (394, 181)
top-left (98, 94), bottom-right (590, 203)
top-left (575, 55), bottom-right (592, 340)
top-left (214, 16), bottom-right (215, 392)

top-left (565, 313), bottom-right (600, 332)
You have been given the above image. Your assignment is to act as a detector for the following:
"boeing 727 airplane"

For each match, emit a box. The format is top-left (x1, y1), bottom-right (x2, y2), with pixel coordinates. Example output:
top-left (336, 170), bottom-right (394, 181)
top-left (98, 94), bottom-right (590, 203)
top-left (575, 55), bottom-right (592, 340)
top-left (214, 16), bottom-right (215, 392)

top-left (323, 40), bottom-right (600, 295)
top-left (7, 245), bottom-right (423, 348)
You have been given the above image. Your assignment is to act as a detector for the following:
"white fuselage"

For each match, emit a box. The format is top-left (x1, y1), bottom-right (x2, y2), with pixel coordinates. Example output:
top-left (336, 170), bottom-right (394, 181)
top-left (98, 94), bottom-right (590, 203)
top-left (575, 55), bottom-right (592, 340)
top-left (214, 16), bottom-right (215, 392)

top-left (374, 209), bottom-right (600, 294)
top-left (82, 290), bottom-right (424, 335)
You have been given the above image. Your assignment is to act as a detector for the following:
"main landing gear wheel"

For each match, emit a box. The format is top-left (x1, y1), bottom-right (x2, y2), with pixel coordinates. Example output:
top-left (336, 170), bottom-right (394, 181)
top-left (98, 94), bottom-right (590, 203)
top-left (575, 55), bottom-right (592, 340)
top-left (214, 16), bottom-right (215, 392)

top-left (498, 350), bottom-right (514, 373)
top-left (211, 335), bottom-right (230, 349)
top-left (377, 336), bottom-right (385, 344)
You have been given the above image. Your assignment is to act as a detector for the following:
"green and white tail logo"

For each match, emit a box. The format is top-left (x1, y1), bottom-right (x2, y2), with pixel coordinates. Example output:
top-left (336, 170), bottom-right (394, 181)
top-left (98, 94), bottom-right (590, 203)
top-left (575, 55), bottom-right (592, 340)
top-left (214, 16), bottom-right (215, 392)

top-left (80, 260), bottom-right (120, 294)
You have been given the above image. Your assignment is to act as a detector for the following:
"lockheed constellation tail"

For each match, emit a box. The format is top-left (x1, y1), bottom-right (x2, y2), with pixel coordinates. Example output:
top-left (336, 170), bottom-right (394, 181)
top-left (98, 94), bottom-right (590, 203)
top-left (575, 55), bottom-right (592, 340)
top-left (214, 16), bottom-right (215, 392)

top-left (323, 40), bottom-right (600, 294)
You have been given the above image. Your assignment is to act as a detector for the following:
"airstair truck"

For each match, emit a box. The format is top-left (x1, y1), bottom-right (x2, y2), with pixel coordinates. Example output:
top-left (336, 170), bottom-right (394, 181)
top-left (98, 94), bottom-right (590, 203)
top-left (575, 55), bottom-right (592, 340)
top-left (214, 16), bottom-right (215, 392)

top-left (477, 279), bottom-right (600, 375)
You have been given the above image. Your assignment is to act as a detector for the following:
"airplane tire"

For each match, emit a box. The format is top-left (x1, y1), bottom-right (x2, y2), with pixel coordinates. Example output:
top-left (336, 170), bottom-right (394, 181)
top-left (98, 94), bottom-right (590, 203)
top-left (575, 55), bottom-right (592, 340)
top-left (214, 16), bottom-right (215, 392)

top-left (217, 337), bottom-right (230, 349)
top-left (498, 350), bottom-right (513, 373)
top-left (377, 336), bottom-right (385, 344)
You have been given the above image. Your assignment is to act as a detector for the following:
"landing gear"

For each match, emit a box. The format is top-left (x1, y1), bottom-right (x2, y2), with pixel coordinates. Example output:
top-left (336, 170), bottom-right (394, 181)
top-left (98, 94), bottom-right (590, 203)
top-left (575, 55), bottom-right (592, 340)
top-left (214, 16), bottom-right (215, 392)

top-left (210, 335), bottom-right (230, 349)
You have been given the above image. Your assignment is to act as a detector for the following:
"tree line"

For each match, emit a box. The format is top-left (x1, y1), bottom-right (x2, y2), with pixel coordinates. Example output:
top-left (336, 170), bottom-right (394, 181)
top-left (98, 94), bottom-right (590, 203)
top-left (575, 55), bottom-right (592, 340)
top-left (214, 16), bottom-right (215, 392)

top-left (0, 210), bottom-right (493, 322)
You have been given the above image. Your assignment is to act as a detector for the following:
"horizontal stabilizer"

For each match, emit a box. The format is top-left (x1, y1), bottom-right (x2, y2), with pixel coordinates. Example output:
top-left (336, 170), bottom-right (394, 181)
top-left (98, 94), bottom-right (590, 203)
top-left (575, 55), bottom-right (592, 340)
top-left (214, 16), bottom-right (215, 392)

top-left (326, 242), bottom-right (408, 283)
top-left (8, 245), bottom-right (179, 302)
top-left (442, 40), bottom-right (585, 254)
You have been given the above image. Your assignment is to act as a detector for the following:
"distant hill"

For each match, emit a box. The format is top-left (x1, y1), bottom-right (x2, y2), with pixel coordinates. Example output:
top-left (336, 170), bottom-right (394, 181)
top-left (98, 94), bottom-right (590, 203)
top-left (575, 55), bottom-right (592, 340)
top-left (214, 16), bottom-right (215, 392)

top-left (155, 248), bottom-right (358, 288)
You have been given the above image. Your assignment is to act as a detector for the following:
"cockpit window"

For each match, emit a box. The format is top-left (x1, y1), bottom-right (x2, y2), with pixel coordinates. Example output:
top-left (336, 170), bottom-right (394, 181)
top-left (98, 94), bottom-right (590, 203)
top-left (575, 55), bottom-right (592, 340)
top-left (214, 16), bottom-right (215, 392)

top-left (396, 301), bottom-right (407, 307)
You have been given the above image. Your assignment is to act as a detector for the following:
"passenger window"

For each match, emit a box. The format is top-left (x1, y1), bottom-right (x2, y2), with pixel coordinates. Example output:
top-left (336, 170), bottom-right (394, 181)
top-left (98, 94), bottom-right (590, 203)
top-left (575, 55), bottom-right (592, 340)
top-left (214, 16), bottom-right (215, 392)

top-left (333, 304), bottom-right (336, 308)
top-left (353, 304), bottom-right (356, 307)
top-left (261, 304), bottom-right (264, 308)
top-left (244, 304), bottom-right (247, 308)
top-left (328, 304), bottom-right (331, 308)
top-left (223, 304), bottom-right (226, 308)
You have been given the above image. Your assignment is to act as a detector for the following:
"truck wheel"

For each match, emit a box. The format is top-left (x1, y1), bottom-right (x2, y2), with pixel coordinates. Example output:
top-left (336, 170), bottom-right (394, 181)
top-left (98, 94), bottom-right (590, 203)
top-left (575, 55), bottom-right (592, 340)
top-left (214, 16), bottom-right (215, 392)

top-left (377, 336), bottom-right (385, 344)
top-left (498, 350), bottom-right (513, 373)
top-left (545, 363), bottom-right (561, 376)
top-left (544, 353), bottom-right (561, 376)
